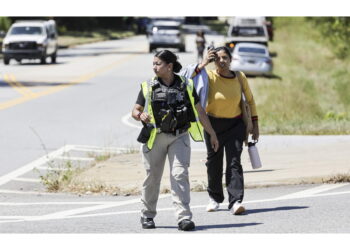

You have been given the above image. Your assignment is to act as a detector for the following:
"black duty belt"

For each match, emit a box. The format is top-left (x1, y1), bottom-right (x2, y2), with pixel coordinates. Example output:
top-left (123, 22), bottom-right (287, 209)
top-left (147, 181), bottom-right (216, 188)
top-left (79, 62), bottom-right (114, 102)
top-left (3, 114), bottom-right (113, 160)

top-left (172, 127), bottom-right (188, 136)
top-left (157, 127), bottom-right (188, 136)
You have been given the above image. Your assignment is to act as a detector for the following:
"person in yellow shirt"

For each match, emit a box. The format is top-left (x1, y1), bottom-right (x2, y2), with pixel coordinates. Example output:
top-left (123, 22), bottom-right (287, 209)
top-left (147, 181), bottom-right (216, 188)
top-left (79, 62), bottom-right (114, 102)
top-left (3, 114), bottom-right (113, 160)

top-left (194, 46), bottom-right (259, 215)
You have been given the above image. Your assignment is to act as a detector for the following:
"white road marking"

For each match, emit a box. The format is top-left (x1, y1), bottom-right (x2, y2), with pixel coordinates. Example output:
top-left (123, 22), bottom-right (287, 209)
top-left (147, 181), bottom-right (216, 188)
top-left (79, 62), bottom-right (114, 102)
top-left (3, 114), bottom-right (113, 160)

top-left (0, 145), bottom-right (74, 186)
top-left (12, 178), bottom-right (40, 183)
top-left (0, 194), bottom-right (171, 223)
top-left (0, 184), bottom-right (349, 224)
top-left (70, 145), bottom-right (135, 153)
top-left (0, 189), bottom-right (62, 195)
top-left (276, 183), bottom-right (349, 200)
top-left (0, 216), bottom-right (27, 220)
top-left (0, 144), bottom-right (138, 191)
top-left (0, 201), bottom-right (122, 206)
top-left (121, 112), bottom-right (142, 129)
top-left (55, 156), bottom-right (95, 161)
top-left (34, 166), bottom-right (62, 171)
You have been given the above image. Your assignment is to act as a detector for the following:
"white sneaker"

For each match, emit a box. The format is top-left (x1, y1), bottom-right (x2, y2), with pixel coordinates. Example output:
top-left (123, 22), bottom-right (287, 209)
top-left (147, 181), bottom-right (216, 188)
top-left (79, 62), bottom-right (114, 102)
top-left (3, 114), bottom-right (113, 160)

top-left (206, 197), bottom-right (219, 212)
top-left (231, 201), bottom-right (245, 215)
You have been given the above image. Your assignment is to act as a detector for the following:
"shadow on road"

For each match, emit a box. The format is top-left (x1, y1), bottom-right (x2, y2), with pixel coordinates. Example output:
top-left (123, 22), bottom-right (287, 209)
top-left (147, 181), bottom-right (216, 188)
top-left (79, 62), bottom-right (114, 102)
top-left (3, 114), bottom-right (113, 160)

top-left (195, 222), bottom-right (263, 231)
top-left (244, 169), bottom-right (275, 174)
top-left (156, 222), bottom-right (262, 231)
top-left (247, 206), bottom-right (309, 215)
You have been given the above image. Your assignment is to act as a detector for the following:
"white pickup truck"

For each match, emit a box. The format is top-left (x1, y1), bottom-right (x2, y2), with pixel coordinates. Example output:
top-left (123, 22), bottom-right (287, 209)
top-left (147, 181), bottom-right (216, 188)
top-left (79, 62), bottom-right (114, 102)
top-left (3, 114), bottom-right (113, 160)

top-left (225, 17), bottom-right (269, 51)
top-left (2, 20), bottom-right (58, 65)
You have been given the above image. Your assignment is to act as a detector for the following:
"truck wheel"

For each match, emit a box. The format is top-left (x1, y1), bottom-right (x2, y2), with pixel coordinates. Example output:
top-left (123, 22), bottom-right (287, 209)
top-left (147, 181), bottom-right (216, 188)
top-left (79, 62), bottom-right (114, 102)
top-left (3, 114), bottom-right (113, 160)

top-left (4, 57), bottom-right (10, 65)
top-left (179, 45), bottom-right (186, 52)
top-left (40, 56), bottom-right (46, 64)
top-left (51, 52), bottom-right (57, 64)
top-left (149, 45), bottom-right (155, 53)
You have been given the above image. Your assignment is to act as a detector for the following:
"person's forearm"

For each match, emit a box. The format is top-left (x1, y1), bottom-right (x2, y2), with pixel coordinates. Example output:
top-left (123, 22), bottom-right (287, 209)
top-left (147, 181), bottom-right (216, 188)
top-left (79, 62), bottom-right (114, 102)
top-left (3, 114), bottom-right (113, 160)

top-left (199, 114), bottom-right (216, 136)
top-left (197, 62), bottom-right (207, 71)
top-left (132, 104), bottom-right (143, 121)
top-left (195, 104), bottom-right (216, 136)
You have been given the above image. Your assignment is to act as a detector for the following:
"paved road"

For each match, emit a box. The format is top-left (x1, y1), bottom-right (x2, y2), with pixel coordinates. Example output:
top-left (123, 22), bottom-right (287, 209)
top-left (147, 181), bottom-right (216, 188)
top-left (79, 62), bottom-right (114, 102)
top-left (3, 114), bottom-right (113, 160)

top-left (1, 183), bottom-right (349, 233)
top-left (0, 34), bottom-right (225, 178)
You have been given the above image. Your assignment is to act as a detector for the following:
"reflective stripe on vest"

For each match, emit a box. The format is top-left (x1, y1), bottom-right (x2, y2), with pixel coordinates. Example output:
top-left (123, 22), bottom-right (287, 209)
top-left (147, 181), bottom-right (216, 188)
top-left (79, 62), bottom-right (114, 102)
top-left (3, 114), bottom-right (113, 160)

top-left (180, 76), bottom-right (204, 142)
top-left (141, 76), bottom-right (204, 150)
top-left (141, 78), bottom-right (157, 150)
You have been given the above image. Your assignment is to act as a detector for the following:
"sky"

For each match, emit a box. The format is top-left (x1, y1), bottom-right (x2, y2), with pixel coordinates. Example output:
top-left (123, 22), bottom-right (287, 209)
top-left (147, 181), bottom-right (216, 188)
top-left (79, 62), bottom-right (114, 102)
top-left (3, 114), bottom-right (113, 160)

top-left (0, 0), bottom-right (348, 16)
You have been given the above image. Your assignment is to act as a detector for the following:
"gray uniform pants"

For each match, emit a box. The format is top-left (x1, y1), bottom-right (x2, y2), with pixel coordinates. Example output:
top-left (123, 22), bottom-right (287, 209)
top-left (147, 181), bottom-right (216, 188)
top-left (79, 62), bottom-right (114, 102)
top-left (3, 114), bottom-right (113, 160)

top-left (141, 132), bottom-right (192, 223)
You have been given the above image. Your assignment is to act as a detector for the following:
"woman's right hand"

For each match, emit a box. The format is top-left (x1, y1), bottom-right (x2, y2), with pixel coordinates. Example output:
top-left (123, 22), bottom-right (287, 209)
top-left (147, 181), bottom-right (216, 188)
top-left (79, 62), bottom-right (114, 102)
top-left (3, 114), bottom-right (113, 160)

top-left (140, 112), bottom-right (151, 124)
top-left (200, 49), bottom-right (216, 68)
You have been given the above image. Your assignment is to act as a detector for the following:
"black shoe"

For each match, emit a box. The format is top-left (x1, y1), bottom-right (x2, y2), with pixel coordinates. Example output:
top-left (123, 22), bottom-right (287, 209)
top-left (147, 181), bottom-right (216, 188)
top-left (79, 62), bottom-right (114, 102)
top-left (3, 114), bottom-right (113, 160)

top-left (140, 217), bottom-right (155, 229)
top-left (178, 219), bottom-right (195, 231)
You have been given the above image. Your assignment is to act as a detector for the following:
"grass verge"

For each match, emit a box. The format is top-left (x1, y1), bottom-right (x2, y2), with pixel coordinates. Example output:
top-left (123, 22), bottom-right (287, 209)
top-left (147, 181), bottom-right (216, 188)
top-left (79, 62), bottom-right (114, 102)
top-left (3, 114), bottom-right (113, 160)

top-left (58, 29), bottom-right (135, 48)
top-left (250, 17), bottom-right (350, 134)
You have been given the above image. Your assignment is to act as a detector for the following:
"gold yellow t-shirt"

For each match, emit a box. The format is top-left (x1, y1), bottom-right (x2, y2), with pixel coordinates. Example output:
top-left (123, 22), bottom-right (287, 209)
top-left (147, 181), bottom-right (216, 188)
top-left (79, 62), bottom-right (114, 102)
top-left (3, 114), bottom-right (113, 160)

top-left (206, 70), bottom-right (258, 118)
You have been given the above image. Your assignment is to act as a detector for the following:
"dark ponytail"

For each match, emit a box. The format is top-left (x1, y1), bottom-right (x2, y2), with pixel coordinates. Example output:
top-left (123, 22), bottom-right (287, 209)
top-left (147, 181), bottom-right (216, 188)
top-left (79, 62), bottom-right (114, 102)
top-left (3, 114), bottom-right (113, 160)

top-left (155, 50), bottom-right (182, 73)
top-left (173, 61), bottom-right (182, 73)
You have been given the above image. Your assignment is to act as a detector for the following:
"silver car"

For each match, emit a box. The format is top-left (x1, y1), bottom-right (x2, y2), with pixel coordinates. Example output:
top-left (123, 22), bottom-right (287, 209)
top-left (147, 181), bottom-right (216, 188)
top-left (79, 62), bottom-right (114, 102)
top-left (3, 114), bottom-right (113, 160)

top-left (231, 42), bottom-right (272, 76)
top-left (148, 21), bottom-right (186, 53)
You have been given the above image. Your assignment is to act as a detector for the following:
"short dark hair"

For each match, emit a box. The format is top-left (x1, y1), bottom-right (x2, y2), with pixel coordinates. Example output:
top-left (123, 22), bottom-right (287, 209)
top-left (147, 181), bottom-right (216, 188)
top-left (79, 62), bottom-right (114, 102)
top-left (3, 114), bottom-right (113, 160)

top-left (215, 46), bottom-right (232, 60)
top-left (154, 50), bottom-right (182, 73)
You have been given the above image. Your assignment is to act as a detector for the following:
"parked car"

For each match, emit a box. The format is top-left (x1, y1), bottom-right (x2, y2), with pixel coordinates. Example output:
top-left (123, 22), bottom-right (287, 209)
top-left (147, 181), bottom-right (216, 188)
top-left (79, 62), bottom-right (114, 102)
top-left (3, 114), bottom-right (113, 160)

top-left (147, 20), bottom-right (186, 53)
top-left (2, 20), bottom-right (58, 65)
top-left (225, 16), bottom-right (269, 50)
top-left (231, 43), bottom-right (273, 76)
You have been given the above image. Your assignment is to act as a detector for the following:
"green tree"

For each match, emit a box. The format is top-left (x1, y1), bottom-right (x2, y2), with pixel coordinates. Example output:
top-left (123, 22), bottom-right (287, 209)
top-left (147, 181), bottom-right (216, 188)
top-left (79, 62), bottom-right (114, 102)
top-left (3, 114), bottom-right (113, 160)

top-left (0, 16), bottom-right (11, 31)
top-left (308, 17), bottom-right (350, 59)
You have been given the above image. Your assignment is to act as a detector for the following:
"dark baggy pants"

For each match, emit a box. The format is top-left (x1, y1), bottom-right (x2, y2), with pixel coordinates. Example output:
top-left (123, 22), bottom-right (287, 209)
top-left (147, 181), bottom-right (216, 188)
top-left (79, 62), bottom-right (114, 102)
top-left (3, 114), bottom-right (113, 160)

top-left (204, 115), bottom-right (246, 209)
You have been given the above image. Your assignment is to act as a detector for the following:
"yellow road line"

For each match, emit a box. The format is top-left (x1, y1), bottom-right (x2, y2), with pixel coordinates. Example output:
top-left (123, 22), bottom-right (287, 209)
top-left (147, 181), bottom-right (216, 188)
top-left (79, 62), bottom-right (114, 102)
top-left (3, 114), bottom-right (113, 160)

top-left (0, 54), bottom-right (137, 111)
top-left (3, 74), bottom-right (36, 97)
top-left (9, 74), bottom-right (37, 97)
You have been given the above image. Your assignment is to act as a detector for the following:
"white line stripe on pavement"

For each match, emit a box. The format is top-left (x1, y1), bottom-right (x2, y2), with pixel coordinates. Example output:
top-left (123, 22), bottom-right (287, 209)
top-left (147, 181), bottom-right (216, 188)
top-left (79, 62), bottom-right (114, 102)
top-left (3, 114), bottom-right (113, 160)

top-left (70, 145), bottom-right (135, 153)
top-left (0, 201), bottom-right (120, 206)
top-left (12, 178), bottom-right (40, 183)
top-left (25, 194), bottom-right (171, 222)
top-left (0, 189), bottom-right (62, 195)
top-left (29, 188), bottom-right (350, 222)
top-left (276, 183), bottom-right (349, 200)
top-left (35, 166), bottom-right (62, 171)
top-left (55, 156), bottom-right (95, 161)
top-left (121, 112), bottom-right (142, 129)
top-left (1, 185), bottom-right (349, 224)
top-left (0, 145), bottom-right (74, 186)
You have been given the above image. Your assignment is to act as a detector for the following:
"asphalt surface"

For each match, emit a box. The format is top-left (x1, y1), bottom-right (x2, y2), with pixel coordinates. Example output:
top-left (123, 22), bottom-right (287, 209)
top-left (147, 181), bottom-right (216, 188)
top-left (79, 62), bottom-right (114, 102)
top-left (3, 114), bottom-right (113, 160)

top-left (1, 183), bottom-right (350, 233)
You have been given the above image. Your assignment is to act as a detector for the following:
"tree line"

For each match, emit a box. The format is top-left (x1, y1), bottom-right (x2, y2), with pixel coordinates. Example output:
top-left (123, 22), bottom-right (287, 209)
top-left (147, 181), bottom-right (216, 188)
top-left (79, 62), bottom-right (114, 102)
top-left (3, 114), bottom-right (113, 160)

top-left (307, 17), bottom-right (350, 59)
top-left (0, 17), bottom-right (135, 32)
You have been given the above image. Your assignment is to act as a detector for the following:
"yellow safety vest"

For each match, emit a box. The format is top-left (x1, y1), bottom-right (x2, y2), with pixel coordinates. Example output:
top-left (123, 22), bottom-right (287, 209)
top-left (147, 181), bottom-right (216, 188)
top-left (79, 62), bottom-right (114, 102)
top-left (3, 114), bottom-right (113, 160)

top-left (141, 76), bottom-right (204, 150)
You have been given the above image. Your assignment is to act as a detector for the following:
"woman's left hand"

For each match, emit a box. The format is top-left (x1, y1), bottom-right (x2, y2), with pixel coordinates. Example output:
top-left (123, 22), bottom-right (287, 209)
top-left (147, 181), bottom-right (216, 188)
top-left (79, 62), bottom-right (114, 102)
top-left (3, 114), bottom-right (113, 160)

top-left (252, 120), bottom-right (259, 141)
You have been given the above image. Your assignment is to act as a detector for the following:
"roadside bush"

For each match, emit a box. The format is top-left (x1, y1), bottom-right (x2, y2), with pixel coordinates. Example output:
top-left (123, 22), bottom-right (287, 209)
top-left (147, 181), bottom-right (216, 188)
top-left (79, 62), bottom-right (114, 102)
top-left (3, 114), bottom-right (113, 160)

top-left (0, 16), bottom-right (11, 31)
top-left (307, 17), bottom-right (350, 59)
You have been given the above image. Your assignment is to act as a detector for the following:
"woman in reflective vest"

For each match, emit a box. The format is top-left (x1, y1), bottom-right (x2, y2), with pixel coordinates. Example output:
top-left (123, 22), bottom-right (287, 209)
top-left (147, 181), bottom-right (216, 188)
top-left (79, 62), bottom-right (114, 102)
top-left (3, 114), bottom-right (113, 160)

top-left (132, 50), bottom-right (218, 231)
